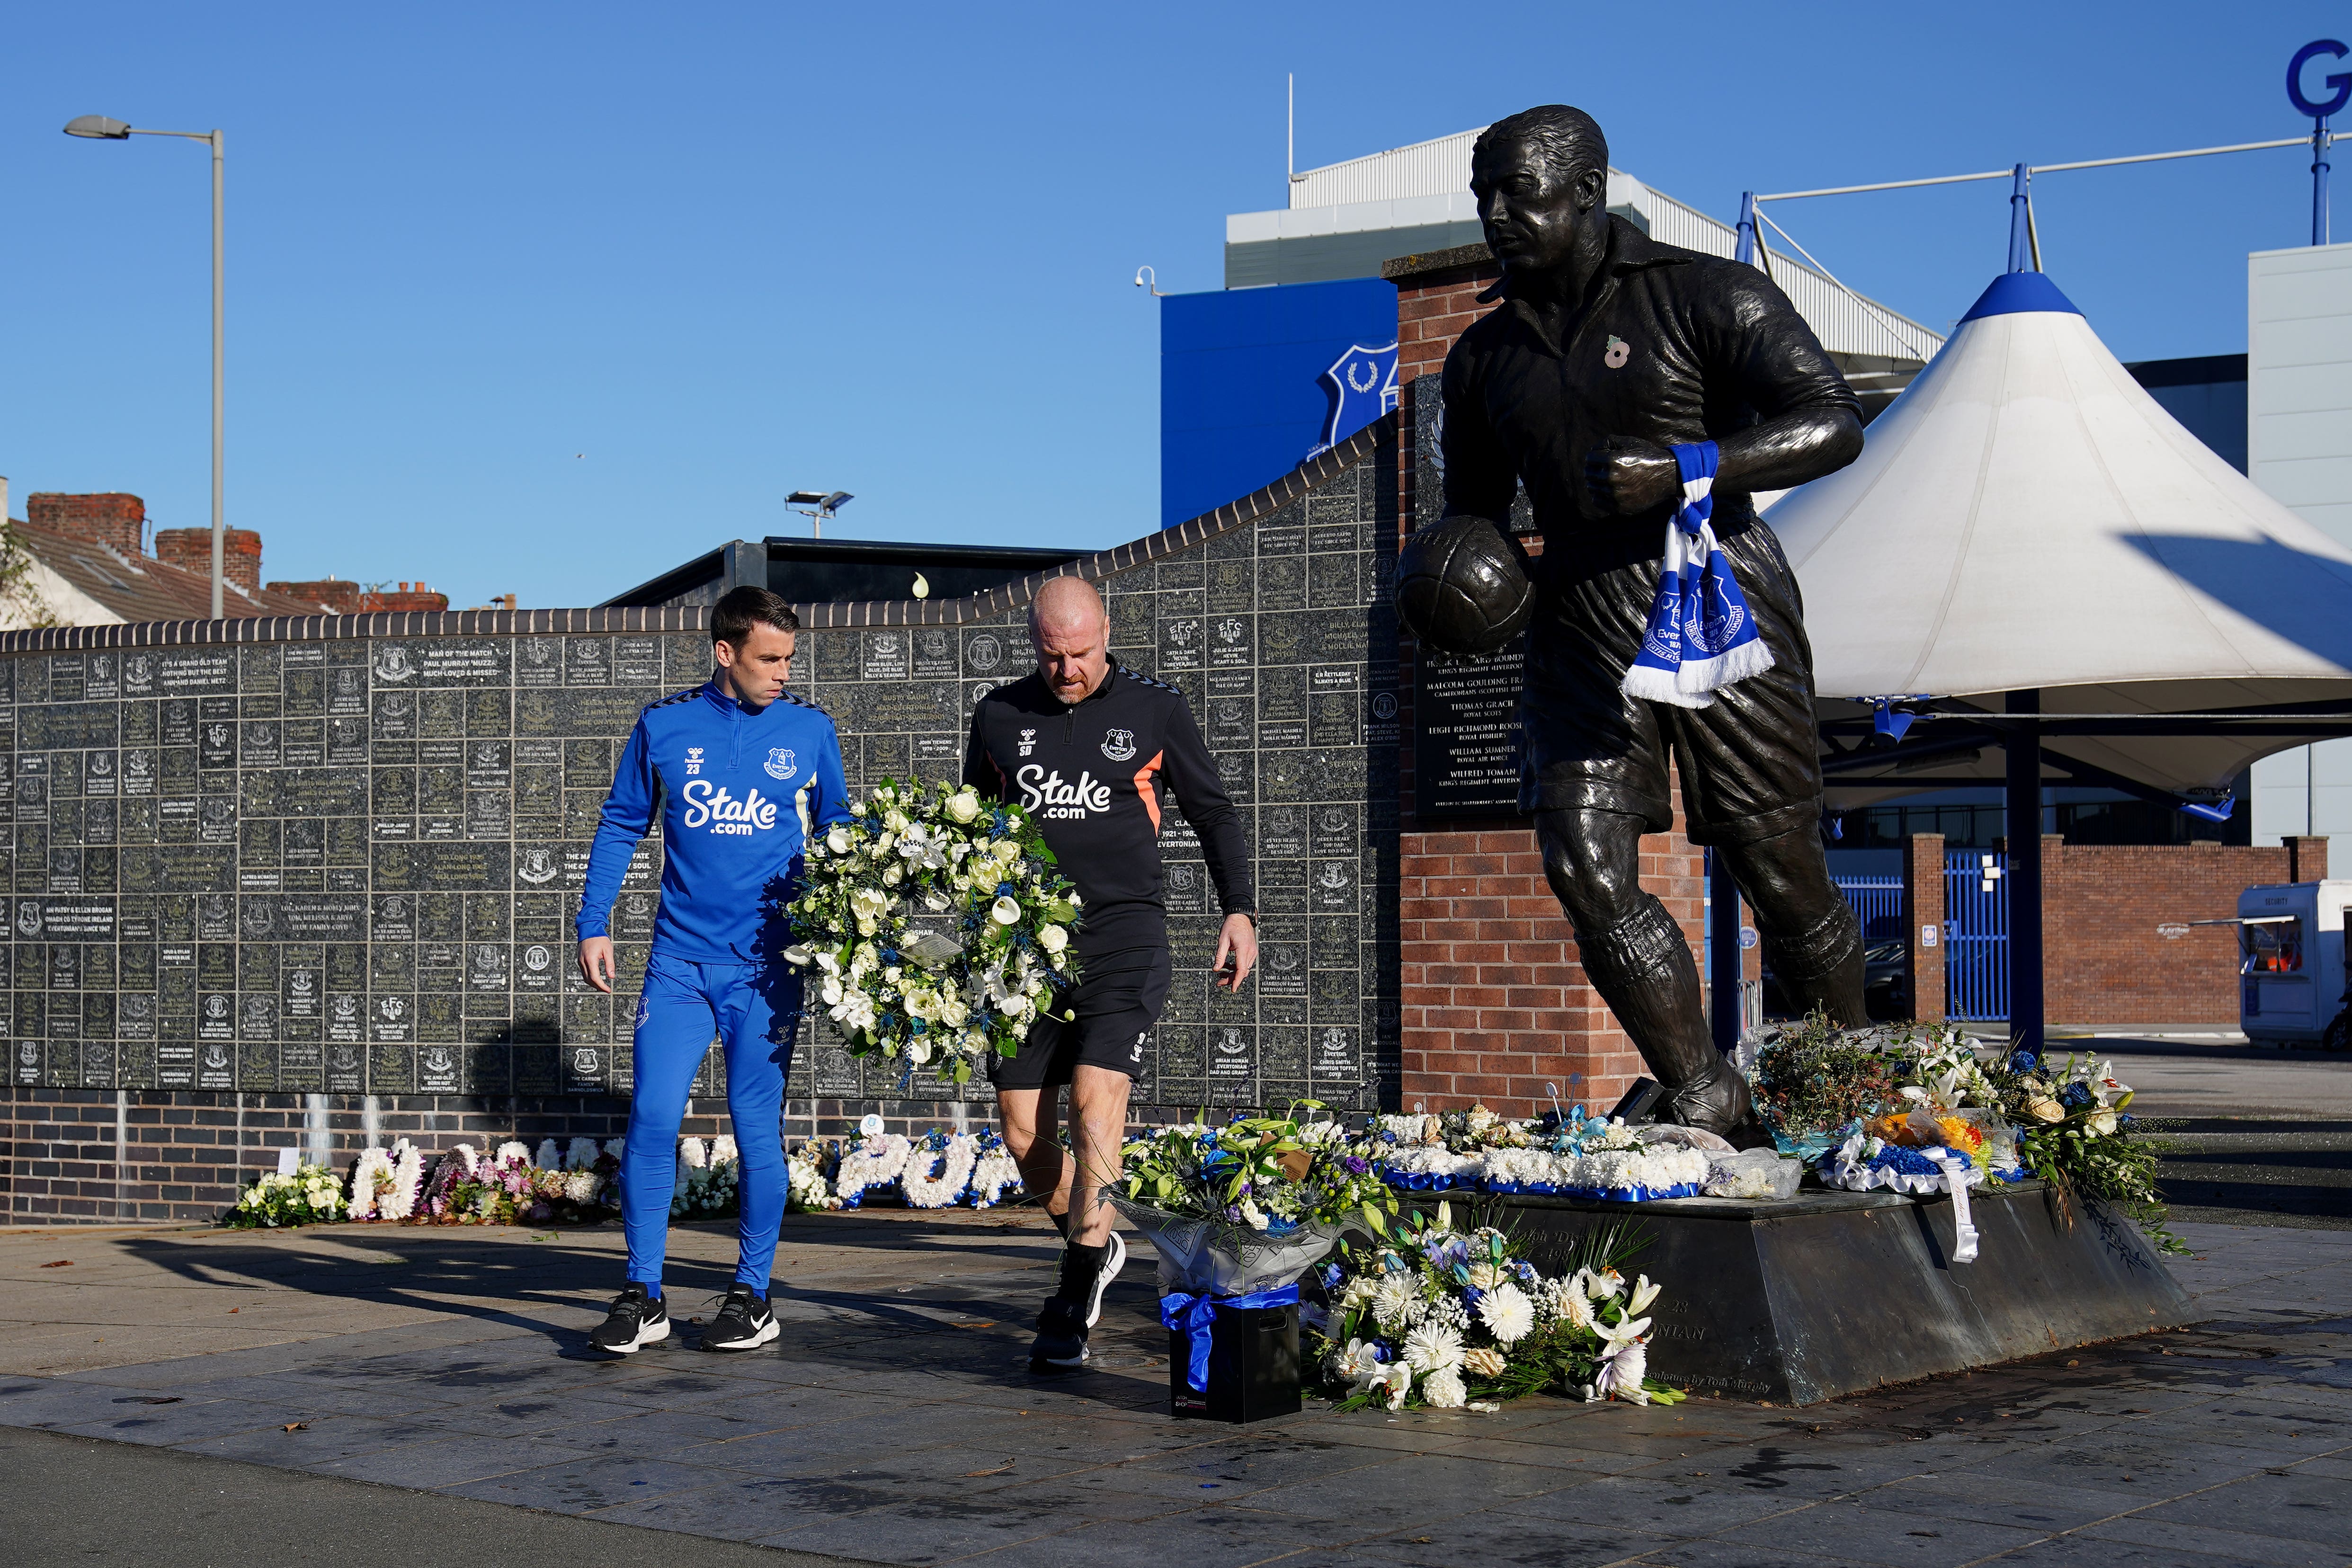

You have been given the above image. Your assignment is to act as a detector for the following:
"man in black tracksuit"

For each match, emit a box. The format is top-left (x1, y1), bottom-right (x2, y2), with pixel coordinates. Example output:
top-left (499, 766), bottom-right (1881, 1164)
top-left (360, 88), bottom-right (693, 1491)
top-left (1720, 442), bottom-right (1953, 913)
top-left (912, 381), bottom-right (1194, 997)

top-left (964, 574), bottom-right (1256, 1372)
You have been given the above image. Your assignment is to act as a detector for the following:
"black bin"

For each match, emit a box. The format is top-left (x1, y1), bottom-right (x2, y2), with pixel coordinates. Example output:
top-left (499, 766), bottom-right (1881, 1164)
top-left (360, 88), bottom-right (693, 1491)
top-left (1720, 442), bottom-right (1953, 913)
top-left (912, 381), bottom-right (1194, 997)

top-left (1167, 1301), bottom-right (1301, 1423)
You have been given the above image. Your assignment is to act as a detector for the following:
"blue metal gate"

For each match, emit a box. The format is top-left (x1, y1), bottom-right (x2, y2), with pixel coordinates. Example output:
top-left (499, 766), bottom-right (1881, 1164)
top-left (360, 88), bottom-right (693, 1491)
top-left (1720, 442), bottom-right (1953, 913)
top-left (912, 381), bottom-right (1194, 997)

top-left (1943, 852), bottom-right (2010, 1021)
top-left (1831, 876), bottom-right (1905, 944)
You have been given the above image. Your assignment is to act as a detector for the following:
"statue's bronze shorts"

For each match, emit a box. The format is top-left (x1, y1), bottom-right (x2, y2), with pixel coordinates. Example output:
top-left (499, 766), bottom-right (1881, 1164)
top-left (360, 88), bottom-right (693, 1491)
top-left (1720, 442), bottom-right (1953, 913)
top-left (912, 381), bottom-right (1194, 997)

top-left (1517, 519), bottom-right (1824, 847)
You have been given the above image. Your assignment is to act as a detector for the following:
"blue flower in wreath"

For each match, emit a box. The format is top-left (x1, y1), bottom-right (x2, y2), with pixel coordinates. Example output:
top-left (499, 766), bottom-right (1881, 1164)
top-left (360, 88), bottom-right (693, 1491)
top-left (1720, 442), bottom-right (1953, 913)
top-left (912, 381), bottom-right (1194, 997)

top-left (2059, 1080), bottom-right (2094, 1112)
top-left (2007, 1048), bottom-right (2041, 1075)
top-left (1319, 1262), bottom-right (1344, 1291)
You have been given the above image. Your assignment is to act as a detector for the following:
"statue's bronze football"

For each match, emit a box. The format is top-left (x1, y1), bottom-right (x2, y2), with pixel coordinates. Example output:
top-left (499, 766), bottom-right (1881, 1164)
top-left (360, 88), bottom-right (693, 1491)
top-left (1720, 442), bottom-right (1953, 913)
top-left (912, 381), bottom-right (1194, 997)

top-left (1396, 514), bottom-right (1533, 658)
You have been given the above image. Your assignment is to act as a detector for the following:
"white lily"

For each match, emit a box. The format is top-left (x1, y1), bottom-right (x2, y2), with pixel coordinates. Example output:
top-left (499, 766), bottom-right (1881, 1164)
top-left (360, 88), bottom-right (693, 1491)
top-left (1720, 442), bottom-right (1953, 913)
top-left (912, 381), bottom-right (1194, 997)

top-left (1626, 1274), bottom-right (1661, 1316)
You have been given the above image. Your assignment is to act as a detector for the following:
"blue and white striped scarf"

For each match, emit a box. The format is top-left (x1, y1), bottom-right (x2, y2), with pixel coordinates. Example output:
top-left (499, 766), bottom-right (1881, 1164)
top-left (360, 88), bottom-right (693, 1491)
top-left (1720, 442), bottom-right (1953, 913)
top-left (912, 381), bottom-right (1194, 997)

top-left (1619, 440), bottom-right (1775, 709)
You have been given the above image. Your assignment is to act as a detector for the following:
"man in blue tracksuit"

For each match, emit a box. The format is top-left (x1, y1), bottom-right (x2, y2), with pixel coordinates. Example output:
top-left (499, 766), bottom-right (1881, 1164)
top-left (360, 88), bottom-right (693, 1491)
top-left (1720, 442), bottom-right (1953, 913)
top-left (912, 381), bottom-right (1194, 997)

top-left (578, 586), bottom-right (851, 1354)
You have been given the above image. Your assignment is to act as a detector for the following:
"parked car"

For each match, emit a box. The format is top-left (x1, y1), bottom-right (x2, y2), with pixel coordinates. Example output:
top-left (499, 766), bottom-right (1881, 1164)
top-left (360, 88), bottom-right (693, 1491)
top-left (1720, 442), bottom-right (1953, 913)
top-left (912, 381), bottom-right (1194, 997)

top-left (1760, 936), bottom-right (1911, 1023)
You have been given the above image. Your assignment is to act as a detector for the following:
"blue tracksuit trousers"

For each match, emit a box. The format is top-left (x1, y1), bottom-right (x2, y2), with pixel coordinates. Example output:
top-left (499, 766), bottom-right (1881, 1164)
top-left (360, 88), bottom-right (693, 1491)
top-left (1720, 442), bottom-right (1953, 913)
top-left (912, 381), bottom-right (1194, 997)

top-left (621, 952), bottom-right (796, 1293)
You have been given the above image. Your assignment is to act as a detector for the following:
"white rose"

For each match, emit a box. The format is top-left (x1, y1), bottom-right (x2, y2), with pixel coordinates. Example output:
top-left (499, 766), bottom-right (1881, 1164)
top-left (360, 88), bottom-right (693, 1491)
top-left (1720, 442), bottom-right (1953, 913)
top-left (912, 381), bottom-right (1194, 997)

top-left (945, 790), bottom-right (982, 824)
top-left (940, 997), bottom-right (970, 1027)
top-left (1038, 925), bottom-right (1068, 954)
top-left (2089, 1109), bottom-right (2118, 1136)
top-left (991, 839), bottom-right (1023, 864)
top-left (781, 944), bottom-right (812, 966)
top-left (883, 863), bottom-right (904, 886)
top-left (990, 896), bottom-right (1021, 925)
top-left (826, 826), bottom-right (851, 854)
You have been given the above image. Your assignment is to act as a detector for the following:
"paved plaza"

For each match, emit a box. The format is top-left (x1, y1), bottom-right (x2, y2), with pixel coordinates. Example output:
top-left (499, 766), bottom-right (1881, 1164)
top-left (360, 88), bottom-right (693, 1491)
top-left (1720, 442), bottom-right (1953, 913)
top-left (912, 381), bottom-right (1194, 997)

top-left (1, 1199), bottom-right (2348, 1568)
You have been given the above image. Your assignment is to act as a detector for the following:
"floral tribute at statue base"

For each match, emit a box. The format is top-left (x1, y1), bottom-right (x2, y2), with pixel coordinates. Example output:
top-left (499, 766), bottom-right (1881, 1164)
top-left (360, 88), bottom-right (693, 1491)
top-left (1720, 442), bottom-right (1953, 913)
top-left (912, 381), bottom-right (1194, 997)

top-left (1311, 1202), bottom-right (1687, 1412)
top-left (1746, 1016), bottom-right (2179, 1253)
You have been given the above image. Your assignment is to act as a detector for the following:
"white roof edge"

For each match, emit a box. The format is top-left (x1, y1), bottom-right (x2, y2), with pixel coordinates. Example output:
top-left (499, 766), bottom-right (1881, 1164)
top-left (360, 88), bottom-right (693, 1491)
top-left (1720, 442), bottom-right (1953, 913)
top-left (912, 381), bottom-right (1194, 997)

top-left (1290, 124), bottom-right (1488, 182)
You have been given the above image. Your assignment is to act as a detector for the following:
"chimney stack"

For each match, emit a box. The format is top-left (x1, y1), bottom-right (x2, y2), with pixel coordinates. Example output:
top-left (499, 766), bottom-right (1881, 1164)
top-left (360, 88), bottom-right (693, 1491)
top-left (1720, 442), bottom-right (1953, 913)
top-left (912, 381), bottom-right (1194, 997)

top-left (155, 527), bottom-right (262, 594)
top-left (27, 493), bottom-right (145, 557)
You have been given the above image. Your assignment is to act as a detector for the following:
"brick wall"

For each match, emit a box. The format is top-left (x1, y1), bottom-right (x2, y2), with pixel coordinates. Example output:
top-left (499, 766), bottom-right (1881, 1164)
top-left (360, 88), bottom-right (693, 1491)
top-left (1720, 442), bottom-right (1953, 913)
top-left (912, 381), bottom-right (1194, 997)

top-left (1385, 241), bottom-right (1706, 1121)
top-left (154, 526), bottom-right (263, 592)
top-left (1903, 833), bottom-right (1947, 1022)
top-left (25, 492), bottom-right (144, 557)
top-left (0, 1089), bottom-right (1215, 1224)
top-left (360, 582), bottom-right (452, 613)
top-left (2043, 837), bottom-right (2328, 1025)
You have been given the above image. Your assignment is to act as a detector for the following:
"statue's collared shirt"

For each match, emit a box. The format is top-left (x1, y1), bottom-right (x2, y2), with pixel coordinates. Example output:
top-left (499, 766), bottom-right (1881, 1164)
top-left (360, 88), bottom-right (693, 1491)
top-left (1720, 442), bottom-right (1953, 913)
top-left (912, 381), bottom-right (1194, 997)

top-left (1439, 214), bottom-right (1859, 560)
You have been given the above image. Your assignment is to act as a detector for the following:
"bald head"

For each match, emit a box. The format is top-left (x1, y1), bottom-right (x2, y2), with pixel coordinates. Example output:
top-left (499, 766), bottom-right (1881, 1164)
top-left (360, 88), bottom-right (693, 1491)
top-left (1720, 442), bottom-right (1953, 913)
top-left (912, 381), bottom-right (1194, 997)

top-left (1029, 575), bottom-right (1111, 705)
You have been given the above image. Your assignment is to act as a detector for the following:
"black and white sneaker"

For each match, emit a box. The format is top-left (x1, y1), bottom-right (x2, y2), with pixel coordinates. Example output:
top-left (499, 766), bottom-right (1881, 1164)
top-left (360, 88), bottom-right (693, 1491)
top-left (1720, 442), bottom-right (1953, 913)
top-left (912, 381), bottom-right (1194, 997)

top-left (1029, 1295), bottom-right (1089, 1372)
top-left (700, 1285), bottom-right (780, 1351)
top-left (588, 1283), bottom-right (669, 1354)
top-left (1082, 1229), bottom-right (1126, 1328)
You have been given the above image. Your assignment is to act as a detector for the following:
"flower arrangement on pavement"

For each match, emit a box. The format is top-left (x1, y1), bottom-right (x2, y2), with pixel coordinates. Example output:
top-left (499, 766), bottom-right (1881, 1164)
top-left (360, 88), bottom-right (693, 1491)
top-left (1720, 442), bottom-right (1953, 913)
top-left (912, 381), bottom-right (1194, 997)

top-left (782, 779), bottom-right (1084, 1085)
top-left (225, 1161), bottom-right (350, 1228)
top-left (1313, 1203), bottom-right (1687, 1412)
top-left (807, 1128), bottom-right (1027, 1210)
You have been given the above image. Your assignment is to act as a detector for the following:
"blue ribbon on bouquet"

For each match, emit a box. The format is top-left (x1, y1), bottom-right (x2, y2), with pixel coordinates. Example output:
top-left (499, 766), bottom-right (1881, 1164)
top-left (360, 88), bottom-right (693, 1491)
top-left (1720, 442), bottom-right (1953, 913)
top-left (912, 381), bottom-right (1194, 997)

top-left (1159, 1284), bottom-right (1301, 1393)
top-left (1619, 440), bottom-right (1775, 710)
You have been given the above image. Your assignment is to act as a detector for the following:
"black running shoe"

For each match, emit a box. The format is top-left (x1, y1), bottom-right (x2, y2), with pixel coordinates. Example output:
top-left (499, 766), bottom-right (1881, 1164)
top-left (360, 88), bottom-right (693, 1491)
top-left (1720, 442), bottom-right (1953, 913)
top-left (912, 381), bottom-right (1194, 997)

top-left (1029, 1294), bottom-right (1089, 1372)
top-left (701, 1285), bottom-right (780, 1352)
top-left (588, 1283), bottom-right (669, 1354)
top-left (1081, 1229), bottom-right (1126, 1329)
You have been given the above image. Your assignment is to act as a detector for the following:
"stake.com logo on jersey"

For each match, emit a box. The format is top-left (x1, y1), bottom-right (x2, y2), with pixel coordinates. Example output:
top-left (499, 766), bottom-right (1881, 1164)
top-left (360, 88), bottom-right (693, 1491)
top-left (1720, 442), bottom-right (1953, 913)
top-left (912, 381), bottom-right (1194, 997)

top-left (680, 778), bottom-right (779, 836)
top-left (1017, 764), bottom-right (1113, 820)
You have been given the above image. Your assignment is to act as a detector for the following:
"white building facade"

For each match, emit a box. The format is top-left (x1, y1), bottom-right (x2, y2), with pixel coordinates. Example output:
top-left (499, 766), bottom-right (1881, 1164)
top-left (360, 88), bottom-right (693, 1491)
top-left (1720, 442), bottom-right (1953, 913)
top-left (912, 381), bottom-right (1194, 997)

top-left (2248, 241), bottom-right (2352, 868)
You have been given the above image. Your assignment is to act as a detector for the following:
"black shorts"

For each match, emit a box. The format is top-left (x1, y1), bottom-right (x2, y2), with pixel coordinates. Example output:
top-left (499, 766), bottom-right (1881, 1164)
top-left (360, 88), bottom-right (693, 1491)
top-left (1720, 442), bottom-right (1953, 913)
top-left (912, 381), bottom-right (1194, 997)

top-left (988, 946), bottom-right (1173, 1090)
top-left (1518, 518), bottom-right (1823, 847)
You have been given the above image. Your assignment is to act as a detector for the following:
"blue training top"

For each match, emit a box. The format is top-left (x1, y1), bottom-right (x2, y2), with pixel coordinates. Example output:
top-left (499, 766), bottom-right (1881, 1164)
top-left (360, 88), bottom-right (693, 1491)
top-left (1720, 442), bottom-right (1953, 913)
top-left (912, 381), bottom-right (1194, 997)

top-left (578, 680), bottom-right (854, 964)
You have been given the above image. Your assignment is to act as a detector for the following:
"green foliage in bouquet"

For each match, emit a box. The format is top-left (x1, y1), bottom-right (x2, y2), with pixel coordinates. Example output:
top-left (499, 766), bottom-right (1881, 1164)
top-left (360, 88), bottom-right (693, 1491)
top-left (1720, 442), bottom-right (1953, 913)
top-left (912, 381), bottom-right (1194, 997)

top-left (225, 1162), bottom-right (350, 1228)
top-left (1749, 1019), bottom-right (1911, 1149)
top-left (1118, 1104), bottom-right (1397, 1238)
top-left (1987, 1051), bottom-right (2182, 1254)
top-left (1314, 1203), bottom-right (1686, 1411)
top-left (783, 778), bottom-right (1084, 1084)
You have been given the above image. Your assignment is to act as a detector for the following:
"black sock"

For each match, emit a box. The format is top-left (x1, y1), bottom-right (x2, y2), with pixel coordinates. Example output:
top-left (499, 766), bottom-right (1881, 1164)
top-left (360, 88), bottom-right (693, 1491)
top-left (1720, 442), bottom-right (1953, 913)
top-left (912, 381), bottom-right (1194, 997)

top-left (1057, 1240), bottom-right (1108, 1302)
top-left (1048, 1209), bottom-right (1070, 1238)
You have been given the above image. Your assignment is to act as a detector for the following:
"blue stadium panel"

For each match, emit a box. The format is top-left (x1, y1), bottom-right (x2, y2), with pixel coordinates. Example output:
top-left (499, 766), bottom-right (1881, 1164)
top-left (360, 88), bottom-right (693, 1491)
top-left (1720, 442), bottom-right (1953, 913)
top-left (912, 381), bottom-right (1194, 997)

top-left (1160, 277), bottom-right (1399, 528)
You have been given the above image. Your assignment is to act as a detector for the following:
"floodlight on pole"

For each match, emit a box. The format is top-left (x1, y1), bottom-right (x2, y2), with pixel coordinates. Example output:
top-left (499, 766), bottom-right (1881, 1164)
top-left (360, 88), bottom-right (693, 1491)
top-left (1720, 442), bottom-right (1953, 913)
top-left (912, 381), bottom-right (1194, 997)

top-left (64, 114), bottom-right (227, 618)
top-left (785, 490), bottom-right (854, 538)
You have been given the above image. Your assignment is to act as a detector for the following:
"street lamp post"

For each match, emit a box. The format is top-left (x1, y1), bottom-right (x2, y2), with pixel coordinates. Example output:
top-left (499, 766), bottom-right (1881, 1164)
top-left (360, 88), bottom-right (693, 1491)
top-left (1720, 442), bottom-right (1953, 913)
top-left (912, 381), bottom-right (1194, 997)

top-left (65, 115), bottom-right (227, 619)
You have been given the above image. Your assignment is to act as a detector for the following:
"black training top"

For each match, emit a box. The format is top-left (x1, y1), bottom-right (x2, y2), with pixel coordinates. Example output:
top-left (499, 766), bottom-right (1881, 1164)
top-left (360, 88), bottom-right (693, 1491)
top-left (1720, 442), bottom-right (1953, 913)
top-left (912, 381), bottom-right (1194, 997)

top-left (1441, 213), bottom-right (1859, 566)
top-left (963, 659), bottom-right (1255, 959)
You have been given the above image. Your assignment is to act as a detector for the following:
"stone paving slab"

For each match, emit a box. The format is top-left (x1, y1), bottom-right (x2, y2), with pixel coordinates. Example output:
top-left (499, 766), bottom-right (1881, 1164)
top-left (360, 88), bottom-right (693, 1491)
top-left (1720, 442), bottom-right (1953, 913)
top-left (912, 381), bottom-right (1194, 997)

top-left (1, 1211), bottom-right (2349, 1567)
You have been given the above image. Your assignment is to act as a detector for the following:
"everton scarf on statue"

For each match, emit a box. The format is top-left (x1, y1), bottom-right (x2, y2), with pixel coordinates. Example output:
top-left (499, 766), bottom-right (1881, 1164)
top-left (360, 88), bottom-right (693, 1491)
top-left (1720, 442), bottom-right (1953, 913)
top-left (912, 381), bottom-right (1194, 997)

top-left (1619, 440), bottom-right (1775, 709)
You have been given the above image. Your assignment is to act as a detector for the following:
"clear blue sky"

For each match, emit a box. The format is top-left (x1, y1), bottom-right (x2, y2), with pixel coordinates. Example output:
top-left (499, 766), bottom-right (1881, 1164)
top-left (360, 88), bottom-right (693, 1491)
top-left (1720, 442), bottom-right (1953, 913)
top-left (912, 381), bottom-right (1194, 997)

top-left (2, 3), bottom-right (2342, 607)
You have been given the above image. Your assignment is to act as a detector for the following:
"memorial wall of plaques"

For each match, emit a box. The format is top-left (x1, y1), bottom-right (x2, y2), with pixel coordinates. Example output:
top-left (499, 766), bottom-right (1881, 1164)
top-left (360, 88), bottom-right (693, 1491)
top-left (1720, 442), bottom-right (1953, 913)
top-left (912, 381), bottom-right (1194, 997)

top-left (0, 439), bottom-right (1401, 1111)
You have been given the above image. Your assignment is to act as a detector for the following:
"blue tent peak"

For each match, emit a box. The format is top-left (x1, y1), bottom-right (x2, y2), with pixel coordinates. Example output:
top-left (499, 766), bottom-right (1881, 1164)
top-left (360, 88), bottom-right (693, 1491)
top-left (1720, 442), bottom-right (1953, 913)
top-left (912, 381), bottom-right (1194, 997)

top-left (1960, 271), bottom-right (2083, 323)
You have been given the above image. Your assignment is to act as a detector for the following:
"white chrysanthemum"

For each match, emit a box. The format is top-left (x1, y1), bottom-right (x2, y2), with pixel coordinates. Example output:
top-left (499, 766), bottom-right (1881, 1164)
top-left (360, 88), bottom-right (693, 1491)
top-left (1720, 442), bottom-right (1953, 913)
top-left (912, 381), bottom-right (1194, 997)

top-left (534, 1138), bottom-right (560, 1170)
top-left (1404, 1319), bottom-right (1464, 1373)
top-left (710, 1135), bottom-right (739, 1166)
top-left (1371, 1273), bottom-right (1419, 1331)
top-left (602, 1138), bottom-right (625, 1162)
top-left (563, 1170), bottom-right (599, 1203)
top-left (564, 1137), bottom-right (600, 1171)
top-left (1543, 1278), bottom-right (1594, 1331)
top-left (1421, 1365), bottom-right (1469, 1408)
top-left (677, 1136), bottom-right (708, 1170)
top-left (1476, 1282), bottom-right (1536, 1345)
top-left (384, 1140), bottom-right (425, 1220)
top-left (495, 1140), bottom-right (530, 1165)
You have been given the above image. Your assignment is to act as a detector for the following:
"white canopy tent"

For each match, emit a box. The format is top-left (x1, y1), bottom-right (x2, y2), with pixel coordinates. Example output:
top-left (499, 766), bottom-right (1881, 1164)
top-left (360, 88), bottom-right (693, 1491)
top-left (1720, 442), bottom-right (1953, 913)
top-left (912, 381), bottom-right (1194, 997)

top-left (1768, 269), bottom-right (2352, 806)
top-left (1755, 267), bottom-right (2352, 1046)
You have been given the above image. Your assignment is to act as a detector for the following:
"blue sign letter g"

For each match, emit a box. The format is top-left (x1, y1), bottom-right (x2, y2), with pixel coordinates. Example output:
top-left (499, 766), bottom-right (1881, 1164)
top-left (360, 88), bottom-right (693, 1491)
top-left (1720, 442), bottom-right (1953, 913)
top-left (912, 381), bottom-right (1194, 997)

top-left (2289, 39), bottom-right (2352, 119)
